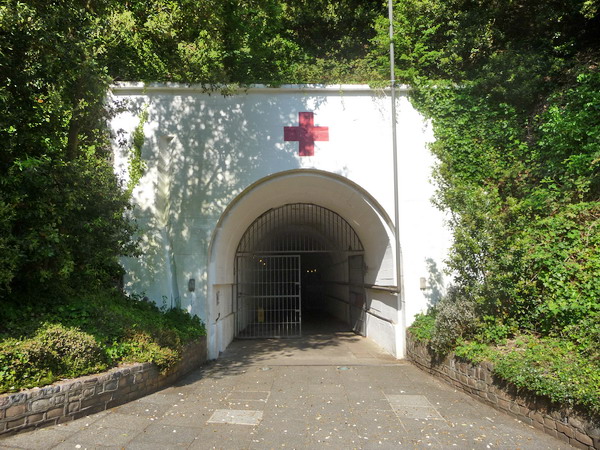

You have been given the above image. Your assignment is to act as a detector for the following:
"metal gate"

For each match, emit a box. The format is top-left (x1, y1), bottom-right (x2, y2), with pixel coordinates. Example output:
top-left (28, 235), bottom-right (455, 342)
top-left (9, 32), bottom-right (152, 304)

top-left (349, 255), bottom-right (366, 336)
top-left (236, 255), bottom-right (301, 338)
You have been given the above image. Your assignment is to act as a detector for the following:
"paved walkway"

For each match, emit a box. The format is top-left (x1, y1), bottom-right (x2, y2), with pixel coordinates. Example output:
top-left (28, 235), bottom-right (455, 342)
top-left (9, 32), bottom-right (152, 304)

top-left (0, 325), bottom-right (570, 449)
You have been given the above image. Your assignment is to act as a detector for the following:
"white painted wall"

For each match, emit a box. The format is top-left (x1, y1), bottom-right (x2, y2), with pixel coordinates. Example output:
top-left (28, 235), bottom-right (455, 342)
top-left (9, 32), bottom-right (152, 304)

top-left (109, 84), bottom-right (451, 359)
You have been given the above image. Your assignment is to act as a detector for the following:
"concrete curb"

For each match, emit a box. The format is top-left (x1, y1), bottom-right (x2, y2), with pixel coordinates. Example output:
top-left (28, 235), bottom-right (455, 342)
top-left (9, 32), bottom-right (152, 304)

top-left (406, 332), bottom-right (600, 449)
top-left (0, 336), bottom-right (207, 437)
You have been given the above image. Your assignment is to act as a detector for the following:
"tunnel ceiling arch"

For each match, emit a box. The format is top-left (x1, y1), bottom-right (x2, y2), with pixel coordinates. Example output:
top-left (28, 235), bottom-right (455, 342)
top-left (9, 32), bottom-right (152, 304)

top-left (236, 203), bottom-right (364, 255)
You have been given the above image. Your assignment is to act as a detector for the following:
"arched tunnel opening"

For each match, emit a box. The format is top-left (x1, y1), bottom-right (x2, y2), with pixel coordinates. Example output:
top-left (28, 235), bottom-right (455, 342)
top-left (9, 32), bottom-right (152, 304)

top-left (234, 204), bottom-right (366, 338)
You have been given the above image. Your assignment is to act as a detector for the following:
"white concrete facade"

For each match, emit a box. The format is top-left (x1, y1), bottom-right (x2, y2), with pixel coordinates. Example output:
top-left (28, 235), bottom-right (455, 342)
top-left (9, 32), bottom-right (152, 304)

top-left (109, 84), bottom-right (451, 360)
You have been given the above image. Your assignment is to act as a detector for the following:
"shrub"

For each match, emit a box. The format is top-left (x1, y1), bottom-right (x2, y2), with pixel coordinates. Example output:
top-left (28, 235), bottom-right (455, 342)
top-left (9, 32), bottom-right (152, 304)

top-left (0, 338), bottom-right (52, 392)
top-left (0, 289), bottom-right (206, 393)
top-left (429, 286), bottom-right (479, 354)
top-left (0, 323), bottom-right (107, 392)
top-left (108, 331), bottom-right (179, 372)
top-left (408, 311), bottom-right (436, 342)
top-left (491, 336), bottom-right (600, 415)
top-left (36, 323), bottom-right (108, 376)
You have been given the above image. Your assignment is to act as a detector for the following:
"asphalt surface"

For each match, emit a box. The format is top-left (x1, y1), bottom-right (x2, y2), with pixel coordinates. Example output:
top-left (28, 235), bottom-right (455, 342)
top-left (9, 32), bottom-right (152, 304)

top-left (0, 319), bottom-right (571, 449)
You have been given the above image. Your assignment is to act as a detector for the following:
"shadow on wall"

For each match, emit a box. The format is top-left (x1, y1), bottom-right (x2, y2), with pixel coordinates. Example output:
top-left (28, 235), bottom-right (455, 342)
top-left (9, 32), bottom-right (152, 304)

top-left (113, 90), bottom-right (333, 313)
top-left (424, 258), bottom-right (444, 308)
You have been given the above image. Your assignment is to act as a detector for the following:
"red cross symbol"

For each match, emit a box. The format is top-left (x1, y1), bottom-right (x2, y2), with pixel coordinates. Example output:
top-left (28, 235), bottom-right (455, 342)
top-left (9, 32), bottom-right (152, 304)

top-left (284, 112), bottom-right (329, 157)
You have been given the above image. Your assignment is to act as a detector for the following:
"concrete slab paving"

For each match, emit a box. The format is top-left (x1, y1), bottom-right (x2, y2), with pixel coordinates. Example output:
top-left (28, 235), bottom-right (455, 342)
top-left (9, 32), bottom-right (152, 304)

top-left (0, 327), bottom-right (572, 449)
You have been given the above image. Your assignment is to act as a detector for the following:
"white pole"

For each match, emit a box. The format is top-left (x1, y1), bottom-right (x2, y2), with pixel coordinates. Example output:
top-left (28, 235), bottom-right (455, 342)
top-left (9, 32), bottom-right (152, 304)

top-left (388, 0), bottom-right (406, 358)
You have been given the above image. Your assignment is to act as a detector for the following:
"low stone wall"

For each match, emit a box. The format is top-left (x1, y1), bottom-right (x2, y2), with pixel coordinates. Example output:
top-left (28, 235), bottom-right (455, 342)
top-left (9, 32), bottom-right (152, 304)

top-left (0, 336), bottom-right (207, 436)
top-left (406, 333), bottom-right (599, 449)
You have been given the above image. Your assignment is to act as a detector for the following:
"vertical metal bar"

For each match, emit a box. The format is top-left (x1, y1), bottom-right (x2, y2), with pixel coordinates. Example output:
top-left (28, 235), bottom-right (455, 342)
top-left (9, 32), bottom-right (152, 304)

top-left (282, 255), bottom-right (285, 337)
top-left (389, 0), bottom-right (405, 355)
top-left (286, 255), bottom-right (289, 337)
top-left (263, 256), bottom-right (266, 337)
top-left (236, 257), bottom-right (239, 336)
top-left (272, 256), bottom-right (275, 337)
top-left (276, 256), bottom-right (279, 337)
top-left (297, 255), bottom-right (301, 336)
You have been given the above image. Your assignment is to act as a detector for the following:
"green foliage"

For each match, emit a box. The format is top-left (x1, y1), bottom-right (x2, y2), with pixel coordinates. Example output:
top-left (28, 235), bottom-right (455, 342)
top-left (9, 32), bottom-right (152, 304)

top-left (0, 0), bottom-right (138, 298)
top-left (380, 0), bottom-right (600, 417)
top-left (459, 336), bottom-right (600, 415)
top-left (101, 0), bottom-right (384, 84)
top-left (0, 198), bottom-right (18, 291)
top-left (414, 308), bottom-right (600, 416)
top-left (428, 287), bottom-right (479, 353)
top-left (373, 0), bottom-right (600, 341)
top-left (127, 108), bottom-right (148, 195)
top-left (407, 311), bottom-right (436, 342)
top-left (0, 289), bottom-right (206, 393)
top-left (0, 323), bottom-right (107, 392)
top-left (6, 155), bottom-right (137, 294)
top-left (0, 0), bottom-right (387, 303)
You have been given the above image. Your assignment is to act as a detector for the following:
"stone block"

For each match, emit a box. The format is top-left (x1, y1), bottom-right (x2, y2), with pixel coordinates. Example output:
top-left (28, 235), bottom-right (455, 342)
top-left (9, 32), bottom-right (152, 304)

top-left (81, 392), bottom-right (112, 409)
top-left (573, 430), bottom-right (593, 446)
top-left (543, 417), bottom-right (556, 429)
top-left (520, 417), bottom-right (533, 426)
top-left (569, 438), bottom-right (589, 449)
top-left (543, 427), bottom-right (558, 438)
top-left (31, 399), bottom-right (51, 412)
top-left (6, 404), bottom-right (27, 417)
top-left (26, 413), bottom-right (44, 424)
top-left (531, 412), bottom-right (544, 424)
top-left (509, 402), bottom-right (522, 415)
top-left (116, 385), bottom-right (132, 396)
top-left (475, 380), bottom-right (487, 391)
top-left (104, 380), bottom-right (119, 392)
top-left (532, 420), bottom-right (544, 431)
top-left (32, 385), bottom-right (59, 399)
top-left (556, 422), bottom-right (574, 438)
top-left (67, 402), bottom-right (80, 414)
top-left (82, 387), bottom-right (96, 399)
top-left (68, 382), bottom-right (83, 392)
top-left (53, 394), bottom-right (65, 406)
top-left (569, 417), bottom-right (586, 432)
top-left (7, 417), bottom-right (25, 429)
top-left (133, 372), bottom-right (146, 384)
top-left (484, 371), bottom-right (493, 384)
top-left (67, 390), bottom-right (82, 401)
top-left (46, 407), bottom-right (64, 419)
top-left (486, 393), bottom-right (498, 404)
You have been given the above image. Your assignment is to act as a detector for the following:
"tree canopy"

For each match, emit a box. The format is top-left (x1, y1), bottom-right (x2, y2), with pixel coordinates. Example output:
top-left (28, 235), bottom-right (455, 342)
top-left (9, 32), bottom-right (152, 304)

top-left (0, 0), bottom-right (384, 302)
top-left (376, 0), bottom-right (599, 348)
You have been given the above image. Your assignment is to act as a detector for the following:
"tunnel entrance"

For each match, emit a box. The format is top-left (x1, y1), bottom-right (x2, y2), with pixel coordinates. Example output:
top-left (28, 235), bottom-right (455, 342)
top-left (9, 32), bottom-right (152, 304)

top-left (235, 203), bottom-right (365, 338)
